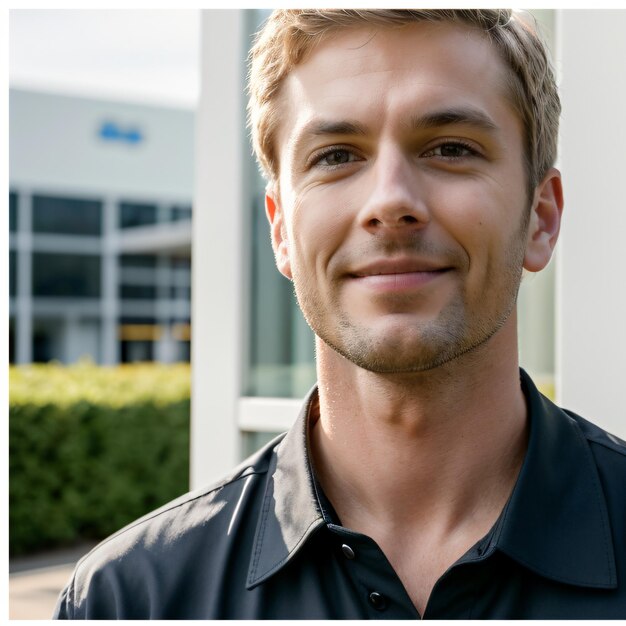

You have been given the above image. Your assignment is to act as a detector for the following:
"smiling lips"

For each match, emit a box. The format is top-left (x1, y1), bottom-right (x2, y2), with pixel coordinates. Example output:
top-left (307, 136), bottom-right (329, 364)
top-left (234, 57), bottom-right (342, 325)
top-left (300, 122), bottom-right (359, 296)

top-left (349, 259), bottom-right (451, 292)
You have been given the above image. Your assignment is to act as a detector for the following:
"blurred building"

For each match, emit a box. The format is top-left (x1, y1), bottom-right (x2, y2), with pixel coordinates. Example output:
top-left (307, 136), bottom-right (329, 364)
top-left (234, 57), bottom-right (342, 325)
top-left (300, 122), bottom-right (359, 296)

top-left (9, 88), bottom-right (193, 365)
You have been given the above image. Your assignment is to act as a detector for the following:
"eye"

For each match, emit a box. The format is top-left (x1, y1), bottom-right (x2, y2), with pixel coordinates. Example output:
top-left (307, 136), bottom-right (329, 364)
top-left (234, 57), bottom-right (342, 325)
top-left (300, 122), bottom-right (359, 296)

top-left (423, 141), bottom-right (479, 160)
top-left (313, 147), bottom-right (360, 168)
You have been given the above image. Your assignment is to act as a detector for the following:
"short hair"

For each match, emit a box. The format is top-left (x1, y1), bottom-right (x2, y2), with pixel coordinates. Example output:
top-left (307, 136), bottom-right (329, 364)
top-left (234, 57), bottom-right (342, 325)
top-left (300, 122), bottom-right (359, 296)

top-left (247, 9), bottom-right (560, 192)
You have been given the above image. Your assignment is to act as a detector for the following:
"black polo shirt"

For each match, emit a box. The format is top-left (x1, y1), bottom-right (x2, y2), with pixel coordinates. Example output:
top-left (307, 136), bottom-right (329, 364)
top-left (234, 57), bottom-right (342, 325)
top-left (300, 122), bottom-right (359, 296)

top-left (54, 370), bottom-right (626, 619)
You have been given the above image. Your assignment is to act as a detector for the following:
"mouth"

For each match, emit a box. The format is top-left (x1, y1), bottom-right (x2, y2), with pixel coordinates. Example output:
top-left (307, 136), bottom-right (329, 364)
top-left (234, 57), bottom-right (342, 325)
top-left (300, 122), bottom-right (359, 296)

top-left (347, 259), bottom-right (452, 292)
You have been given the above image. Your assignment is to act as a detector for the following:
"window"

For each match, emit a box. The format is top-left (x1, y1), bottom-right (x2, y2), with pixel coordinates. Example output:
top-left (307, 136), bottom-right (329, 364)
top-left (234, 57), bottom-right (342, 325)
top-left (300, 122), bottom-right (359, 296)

top-left (178, 341), bottom-right (191, 362)
top-left (119, 316), bottom-right (157, 325)
top-left (121, 340), bottom-right (154, 363)
top-left (119, 316), bottom-right (158, 363)
top-left (170, 285), bottom-right (191, 300)
top-left (32, 253), bottom-right (101, 298)
top-left (119, 202), bottom-right (157, 228)
top-left (9, 319), bottom-right (15, 364)
top-left (170, 318), bottom-right (191, 362)
top-left (9, 192), bottom-right (17, 232)
top-left (242, 431), bottom-right (282, 457)
top-left (238, 9), bottom-right (317, 400)
top-left (9, 250), bottom-right (17, 297)
top-left (171, 205), bottom-right (192, 222)
top-left (32, 195), bottom-right (102, 236)
top-left (170, 255), bottom-right (191, 270)
top-left (246, 194), bottom-right (316, 398)
top-left (32, 318), bottom-right (63, 362)
top-left (120, 254), bottom-right (157, 268)
top-left (119, 284), bottom-right (157, 300)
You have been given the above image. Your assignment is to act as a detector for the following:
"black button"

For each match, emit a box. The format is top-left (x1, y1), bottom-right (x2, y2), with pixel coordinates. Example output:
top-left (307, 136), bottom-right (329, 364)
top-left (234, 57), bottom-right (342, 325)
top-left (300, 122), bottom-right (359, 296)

top-left (341, 544), bottom-right (355, 559)
top-left (368, 591), bottom-right (387, 610)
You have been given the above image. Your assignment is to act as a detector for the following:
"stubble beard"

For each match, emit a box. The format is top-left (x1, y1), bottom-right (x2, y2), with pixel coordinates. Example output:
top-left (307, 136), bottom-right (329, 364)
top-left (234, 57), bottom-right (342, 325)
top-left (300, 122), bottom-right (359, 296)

top-left (291, 215), bottom-right (529, 375)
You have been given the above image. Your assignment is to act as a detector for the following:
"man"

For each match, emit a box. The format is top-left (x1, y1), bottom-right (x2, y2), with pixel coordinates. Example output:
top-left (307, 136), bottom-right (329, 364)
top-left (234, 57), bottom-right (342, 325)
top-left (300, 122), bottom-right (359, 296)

top-left (55, 10), bottom-right (626, 619)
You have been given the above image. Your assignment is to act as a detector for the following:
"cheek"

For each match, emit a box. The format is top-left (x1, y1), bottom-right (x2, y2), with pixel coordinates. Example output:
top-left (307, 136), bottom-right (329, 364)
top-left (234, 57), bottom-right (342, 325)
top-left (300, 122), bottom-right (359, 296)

top-left (430, 183), bottom-right (496, 247)
top-left (429, 181), bottom-right (516, 284)
top-left (290, 186), bottom-right (359, 268)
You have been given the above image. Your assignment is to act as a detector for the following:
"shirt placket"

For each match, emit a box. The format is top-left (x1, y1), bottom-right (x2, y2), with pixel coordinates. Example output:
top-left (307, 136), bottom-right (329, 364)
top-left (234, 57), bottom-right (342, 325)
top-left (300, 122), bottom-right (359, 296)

top-left (327, 524), bottom-right (421, 619)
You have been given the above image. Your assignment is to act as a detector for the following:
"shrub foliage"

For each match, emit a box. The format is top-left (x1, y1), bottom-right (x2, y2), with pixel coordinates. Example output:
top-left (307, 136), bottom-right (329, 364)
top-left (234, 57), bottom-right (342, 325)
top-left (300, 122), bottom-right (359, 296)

top-left (9, 362), bottom-right (190, 556)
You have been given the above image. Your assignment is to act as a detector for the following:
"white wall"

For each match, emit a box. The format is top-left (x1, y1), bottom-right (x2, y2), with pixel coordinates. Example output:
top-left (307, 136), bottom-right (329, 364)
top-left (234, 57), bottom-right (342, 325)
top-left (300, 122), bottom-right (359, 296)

top-left (9, 89), bottom-right (194, 198)
top-left (556, 10), bottom-right (626, 437)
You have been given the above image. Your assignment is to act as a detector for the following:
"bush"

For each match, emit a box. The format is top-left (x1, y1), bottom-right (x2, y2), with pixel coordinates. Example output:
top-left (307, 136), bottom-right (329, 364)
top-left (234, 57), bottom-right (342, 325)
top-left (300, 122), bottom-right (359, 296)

top-left (9, 362), bottom-right (190, 556)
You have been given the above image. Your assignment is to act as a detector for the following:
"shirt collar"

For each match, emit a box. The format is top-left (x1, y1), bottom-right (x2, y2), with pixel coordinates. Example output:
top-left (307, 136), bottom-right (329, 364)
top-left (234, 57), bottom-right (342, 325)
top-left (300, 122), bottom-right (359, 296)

top-left (246, 385), bottom-right (325, 589)
top-left (247, 370), bottom-right (617, 590)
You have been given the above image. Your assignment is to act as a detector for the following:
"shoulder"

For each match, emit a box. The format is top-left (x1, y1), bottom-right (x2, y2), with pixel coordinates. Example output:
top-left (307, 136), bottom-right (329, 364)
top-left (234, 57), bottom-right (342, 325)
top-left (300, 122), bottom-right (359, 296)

top-left (54, 433), bottom-right (285, 619)
top-left (563, 408), bottom-right (626, 532)
top-left (564, 408), bottom-right (626, 465)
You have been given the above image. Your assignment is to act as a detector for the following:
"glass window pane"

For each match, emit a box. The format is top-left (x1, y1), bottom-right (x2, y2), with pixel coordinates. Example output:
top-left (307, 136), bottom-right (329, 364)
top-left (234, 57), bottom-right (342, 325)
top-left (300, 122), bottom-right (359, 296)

top-left (119, 284), bottom-right (157, 300)
top-left (170, 255), bottom-right (190, 270)
top-left (241, 431), bottom-right (283, 458)
top-left (243, 9), bottom-right (316, 400)
top-left (32, 253), bottom-right (101, 298)
top-left (120, 340), bottom-right (154, 363)
top-left (178, 340), bottom-right (191, 362)
top-left (246, 193), bottom-right (316, 398)
top-left (9, 318), bottom-right (15, 363)
top-left (171, 205), bottom-right (192, 222)
top-left (119, 202), bottom-right (157, 228)
top-left (9, 250), bottom-right (17, 297)
top-left (32, 195), bottom-right (102, 235)
top-left (170, 286), bottom-right (191, 300)
top-left (119, 316), bottom-right (157, 325)
top-left (120, 254), bottom-right (158, 269)
top-left (32, 318), bottom-right (64, 362)
top-left (118, 317), bottom-right (159, 363)
top-left (9, 192), bottom-right (17, 232)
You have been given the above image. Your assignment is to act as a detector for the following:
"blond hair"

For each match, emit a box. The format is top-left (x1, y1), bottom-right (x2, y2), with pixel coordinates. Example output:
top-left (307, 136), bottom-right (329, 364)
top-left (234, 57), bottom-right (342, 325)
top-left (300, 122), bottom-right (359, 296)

top-left (247, 9), bottom-right (560, 191)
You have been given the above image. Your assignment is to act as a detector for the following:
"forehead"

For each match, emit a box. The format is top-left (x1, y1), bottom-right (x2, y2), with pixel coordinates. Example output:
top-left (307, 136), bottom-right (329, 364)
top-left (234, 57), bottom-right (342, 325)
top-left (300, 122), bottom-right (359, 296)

top-left (275, 21), bottom-right (519, 154)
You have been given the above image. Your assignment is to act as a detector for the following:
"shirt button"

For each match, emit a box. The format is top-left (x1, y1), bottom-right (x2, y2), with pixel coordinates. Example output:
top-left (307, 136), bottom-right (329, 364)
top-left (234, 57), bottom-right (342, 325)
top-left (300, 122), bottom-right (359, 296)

top-left (368, 591), bottom-right (387, 610)
top-left (341, 544), bottom-right (355, 559)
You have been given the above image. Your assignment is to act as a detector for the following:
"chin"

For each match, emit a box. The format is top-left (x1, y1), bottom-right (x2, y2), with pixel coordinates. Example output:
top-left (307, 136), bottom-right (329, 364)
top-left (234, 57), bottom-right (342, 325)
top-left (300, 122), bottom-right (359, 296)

top-left (319, 308), bottom-right (513, 374)
top-left (321, 325), bottom-right (465, 374)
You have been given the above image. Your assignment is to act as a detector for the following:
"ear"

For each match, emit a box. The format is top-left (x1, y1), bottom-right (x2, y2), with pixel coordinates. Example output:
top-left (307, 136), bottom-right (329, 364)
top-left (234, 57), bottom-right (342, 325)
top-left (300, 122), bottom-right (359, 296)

top-left (523, 168), bottom-right (564, 272)
top-left (265, 188), bottom-right (293, 280)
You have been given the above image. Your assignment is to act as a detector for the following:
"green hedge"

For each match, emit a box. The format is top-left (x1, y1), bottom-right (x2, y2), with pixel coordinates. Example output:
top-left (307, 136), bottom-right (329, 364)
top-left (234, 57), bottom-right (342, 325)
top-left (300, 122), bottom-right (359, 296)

top-left (9, 362), bottom-right (190, 556)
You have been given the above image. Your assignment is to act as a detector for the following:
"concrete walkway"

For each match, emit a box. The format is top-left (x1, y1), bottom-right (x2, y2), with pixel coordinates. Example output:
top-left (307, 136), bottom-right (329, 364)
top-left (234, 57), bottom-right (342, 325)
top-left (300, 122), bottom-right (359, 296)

top-left (9, 543), bottom-right (97, 620)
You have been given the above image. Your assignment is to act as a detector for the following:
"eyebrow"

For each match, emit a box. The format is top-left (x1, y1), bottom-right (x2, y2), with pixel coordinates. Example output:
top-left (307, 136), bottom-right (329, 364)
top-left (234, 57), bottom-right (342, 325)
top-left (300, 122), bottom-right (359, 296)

top-left (307, 120), bottom-right (368, 137)
top-left (408, 107), bottom-right (498, 133)
top-left (290, 119), bottom-right (367, 155)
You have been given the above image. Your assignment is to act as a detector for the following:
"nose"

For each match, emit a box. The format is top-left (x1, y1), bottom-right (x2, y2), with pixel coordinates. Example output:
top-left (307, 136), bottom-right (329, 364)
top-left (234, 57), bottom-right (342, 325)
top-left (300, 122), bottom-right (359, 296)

top-left (358, 147), bottom-right (429, 233)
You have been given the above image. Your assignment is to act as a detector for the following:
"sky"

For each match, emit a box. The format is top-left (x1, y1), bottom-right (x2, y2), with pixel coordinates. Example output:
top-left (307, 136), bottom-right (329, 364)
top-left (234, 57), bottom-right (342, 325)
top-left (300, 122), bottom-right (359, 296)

top-left (9, 10), bottom-right (201, 108)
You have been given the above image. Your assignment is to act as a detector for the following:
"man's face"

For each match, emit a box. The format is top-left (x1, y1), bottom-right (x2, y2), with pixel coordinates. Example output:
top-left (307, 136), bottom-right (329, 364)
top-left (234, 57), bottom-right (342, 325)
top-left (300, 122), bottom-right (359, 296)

top-left (268, 22), bottom-right (552, 373)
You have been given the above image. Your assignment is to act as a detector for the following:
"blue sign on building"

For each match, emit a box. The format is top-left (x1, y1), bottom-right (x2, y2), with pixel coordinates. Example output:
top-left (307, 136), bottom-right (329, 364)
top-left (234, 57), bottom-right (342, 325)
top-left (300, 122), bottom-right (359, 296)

top-left (98, 121), bottom-right (144, 144)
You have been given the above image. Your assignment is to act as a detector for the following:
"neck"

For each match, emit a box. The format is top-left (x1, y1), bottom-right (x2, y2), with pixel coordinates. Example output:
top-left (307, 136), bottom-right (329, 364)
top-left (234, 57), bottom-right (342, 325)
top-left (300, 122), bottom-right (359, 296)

top-left (310, 314), bottom-right (528, 534)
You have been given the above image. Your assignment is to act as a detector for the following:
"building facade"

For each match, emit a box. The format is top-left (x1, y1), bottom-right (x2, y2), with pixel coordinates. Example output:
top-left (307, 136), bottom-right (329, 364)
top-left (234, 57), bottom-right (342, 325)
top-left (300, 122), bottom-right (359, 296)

top-left (9, 88), bottom-right (193, 365)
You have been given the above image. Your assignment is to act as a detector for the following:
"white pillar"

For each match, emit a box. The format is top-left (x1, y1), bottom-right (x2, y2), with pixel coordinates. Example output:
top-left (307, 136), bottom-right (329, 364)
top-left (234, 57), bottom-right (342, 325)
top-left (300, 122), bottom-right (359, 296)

top-left (191, 10), bottom-right (246, 488)
top-left (556, 10), bottom-right (626, 437)
top-left (101, 196), bottom-right (119, 365)
top-left (16, 191), bottom-right (32, 364)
